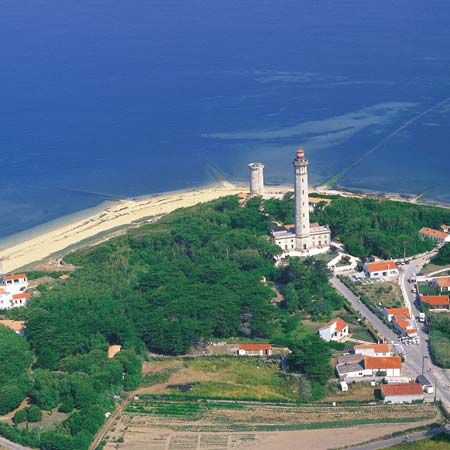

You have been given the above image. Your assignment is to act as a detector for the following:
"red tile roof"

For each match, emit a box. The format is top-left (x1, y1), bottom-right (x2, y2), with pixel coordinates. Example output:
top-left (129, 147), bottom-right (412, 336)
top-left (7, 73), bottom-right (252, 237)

top-left (354, 343), bottom-right (391, 353)
top-left (421, 295), bottom-right (450, 306)
top-left (435, 277), bottom-right (450, 287)
top-left (284, 224), bottom-right (295, 230)
top-left (320, 317), bottom-right (348, 332)
top-left (385, 307), bottom-right (410, 318)
top-left (3, 274), bottom-right (27, 281)
top-left (420, 227), bottom-right (448, 240)
top-left (381, 383), bottom-right (423, 397)
top-left (364, 356), bottom-right (402, 370)
top-left (365, 260), bottom-right (398, 273)
top-left (309, 197), bottom-right (331, 204)
top-left (12, 292), bottom-right (30, 300)
top-left (239, 344), bottom-right (272, 351)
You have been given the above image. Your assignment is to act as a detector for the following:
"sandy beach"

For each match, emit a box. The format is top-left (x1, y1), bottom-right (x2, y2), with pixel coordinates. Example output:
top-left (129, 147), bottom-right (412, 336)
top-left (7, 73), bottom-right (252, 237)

top-left (1, 179), bottom-right (445, 275)
top-left (0, 182), bottom-right (247, 273)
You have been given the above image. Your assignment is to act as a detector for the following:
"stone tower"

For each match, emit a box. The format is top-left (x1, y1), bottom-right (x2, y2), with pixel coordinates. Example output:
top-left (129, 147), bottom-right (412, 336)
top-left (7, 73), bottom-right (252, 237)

top-left (293, 148), bottom-right (310, 249)
top-left (248, 163), bottom-right (265, 196)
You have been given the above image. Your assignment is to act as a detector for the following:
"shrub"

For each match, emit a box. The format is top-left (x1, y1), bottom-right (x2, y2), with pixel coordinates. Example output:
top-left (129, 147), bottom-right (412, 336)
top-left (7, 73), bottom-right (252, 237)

top-left (13, 409), bottom-right (27, 425)
top-left (26, 405), bottom-right (43, 423)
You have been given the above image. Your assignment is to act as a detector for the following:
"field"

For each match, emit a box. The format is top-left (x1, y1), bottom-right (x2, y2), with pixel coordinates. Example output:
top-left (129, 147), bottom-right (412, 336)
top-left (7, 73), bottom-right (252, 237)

top-left (386, 432), bottom-right (450, 449)
top-left (418, 282), bottom-right (441, 296)
top-left (302, 304), bottom-right (377, 344)
top-left (419, 263), bottom-right (450, 276)
top-left (101, 402), bottom-right (438, 450)
top-left (140, 357), bottom-right (299, 402)
top-left (351, 281), bottom-right (404, 309)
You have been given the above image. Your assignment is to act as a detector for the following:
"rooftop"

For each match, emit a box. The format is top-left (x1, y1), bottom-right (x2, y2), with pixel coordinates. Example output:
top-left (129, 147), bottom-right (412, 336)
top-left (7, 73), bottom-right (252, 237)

top-left (354, 343), bottom-right (391, 353)
top-left (381, 383), bottom-right (423, 397)
top-left (421, 295), bottom-right (450, 306)
top-left (420, 227), bottom-right (448, 240)
top-left (309, 197), bottom-right (331, 204)
top-left (365, 260), bottom-right (398, 273)
top-left (434, 277), bottom-right (450, 287)
top-left (12, 292), bottom-right (30, 300)
top-left (0, 320), bottom-right (25, 332)
top-left (364, 356), bottom-right (402, 370)
top-left (239, 343), bottom-right (272, 351)
top-left (385, 307), bottom-right (410, 318)
top-left (3, 274), bottom-right (27, 281)
top-left (320, 317), bottom-right (348, 332)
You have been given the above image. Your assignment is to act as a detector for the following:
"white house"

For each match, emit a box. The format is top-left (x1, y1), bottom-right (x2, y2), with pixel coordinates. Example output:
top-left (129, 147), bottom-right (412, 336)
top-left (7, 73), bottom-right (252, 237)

top-left (382, 307), bottom-right (410, 322)
top-left (364, 356), bottom-right (402, 377)
top-left (353, 343), bottom-right (393, 358)
top-left (381, 383), bottom-right (424, 404)
top-left (432, 277), bottom-right (450, 293)
top-left (0, 274), bottom-right (30, 310)
top-left (364, 261), bottom-right (398, 279)
top-left (238, 344), bottom-right (272, 356)
top-left (419, 227), bottom-right (450, 245)
top-left (3, 274), bottom-right (28, 295)
top-left (319, 317), bottom-right (349, 342)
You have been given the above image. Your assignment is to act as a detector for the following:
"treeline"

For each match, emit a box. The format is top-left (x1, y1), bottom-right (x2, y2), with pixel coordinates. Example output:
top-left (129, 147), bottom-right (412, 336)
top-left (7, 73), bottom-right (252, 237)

top-left (264, 195), bottom-right (450, 258)
top-left (278, 257), bottom-right (343, 317)
top-left (428, 315), bottom-right (450, 368)
top-left (432, 243), bottom-right (450, 266)
top-left (0, 326), bottom-right (32, 415)
top-left (0, 197), bottom-right (284, 449)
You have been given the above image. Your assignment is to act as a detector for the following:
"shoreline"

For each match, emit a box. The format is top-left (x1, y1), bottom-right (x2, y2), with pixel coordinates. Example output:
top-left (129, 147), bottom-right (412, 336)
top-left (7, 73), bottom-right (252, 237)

top-left (1, 181), bottom-right (449, 274)
top-left (0, 181), bottom-right (246, 273)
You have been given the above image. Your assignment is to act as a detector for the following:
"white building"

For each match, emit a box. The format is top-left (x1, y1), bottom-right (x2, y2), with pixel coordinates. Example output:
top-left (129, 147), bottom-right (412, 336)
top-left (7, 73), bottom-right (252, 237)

top-left (364, 356), bottom-right (402, 377)
top-left (0, 274), bottom-right (30, 310)
top-left (319, 317), bottom-right (349, 342)
top-left (381, 383), bottom-right (424, 404)
top-left (271, 149), bottom-right (331, 253)
top-left (363, 260), bottom-right (399, 279)
top-left (353, 343), bottom-right (394, 358)
top-left (238, 344), bottom-right (272, 356)
top-left (419, 227), bottom-right (450, 245)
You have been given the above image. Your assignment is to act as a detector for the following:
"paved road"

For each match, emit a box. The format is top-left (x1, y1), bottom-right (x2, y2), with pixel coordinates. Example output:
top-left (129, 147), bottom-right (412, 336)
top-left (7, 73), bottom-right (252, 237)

top-left (349, 426), bottom-right (448, 450)
top-left (331, 277), bottom-right (397, 342)
top-left (333, 253), bottom-right (450, 411)
top-left (398, 256), bottom-right (450, 409)
top-left (0, 436), bottom-right (32, 450)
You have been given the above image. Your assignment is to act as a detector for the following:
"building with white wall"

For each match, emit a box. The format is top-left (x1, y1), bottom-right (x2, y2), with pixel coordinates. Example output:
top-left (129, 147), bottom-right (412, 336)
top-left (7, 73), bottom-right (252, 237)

top-left (419, 227), bottom-right (450, 245)
top-left (353, 343), bottom-right (393, 357)
top-left (270, 149), bottom-right (331, 252)
top-left (319, 317), bottom-right (349, 342)
top-left (381, 383), bottom-right (424, 404)
top-left (364, 261), bottom-right (398, 279)
top-left (0, 274), bottom-right (30, 310)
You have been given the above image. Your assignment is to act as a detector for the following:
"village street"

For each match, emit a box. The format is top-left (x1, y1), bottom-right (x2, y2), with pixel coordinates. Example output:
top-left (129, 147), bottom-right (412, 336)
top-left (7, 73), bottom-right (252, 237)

top-left (399, 256), bottom-right (450, 409)
top-left (333, 252), bottom-right (450, 411)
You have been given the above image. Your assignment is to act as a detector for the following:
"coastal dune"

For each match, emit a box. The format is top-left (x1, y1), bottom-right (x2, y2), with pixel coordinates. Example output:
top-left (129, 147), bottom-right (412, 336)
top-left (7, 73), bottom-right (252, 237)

top-left (1, 182), bottom-right (245, 273)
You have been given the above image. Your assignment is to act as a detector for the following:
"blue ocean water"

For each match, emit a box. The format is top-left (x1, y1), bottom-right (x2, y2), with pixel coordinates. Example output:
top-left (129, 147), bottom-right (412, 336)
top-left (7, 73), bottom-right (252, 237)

top-left (1, 0), bottom-right (450, 239)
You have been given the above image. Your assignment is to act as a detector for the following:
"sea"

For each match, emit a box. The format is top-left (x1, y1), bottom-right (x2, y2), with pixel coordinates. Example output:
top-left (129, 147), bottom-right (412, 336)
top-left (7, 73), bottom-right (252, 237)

top-left (1, 0), bottom-right (450, 241)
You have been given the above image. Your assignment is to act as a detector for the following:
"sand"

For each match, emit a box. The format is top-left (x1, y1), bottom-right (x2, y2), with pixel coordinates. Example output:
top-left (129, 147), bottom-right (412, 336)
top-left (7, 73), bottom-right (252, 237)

top-left (0, 182), bottom-right (245, 273)
top-left (0, 179), bottom-right (442, 275)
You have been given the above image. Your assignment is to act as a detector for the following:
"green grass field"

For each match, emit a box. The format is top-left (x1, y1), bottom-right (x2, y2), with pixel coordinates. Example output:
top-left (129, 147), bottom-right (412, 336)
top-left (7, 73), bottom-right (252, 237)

top-left (353, 281), bottom-right (404, 309)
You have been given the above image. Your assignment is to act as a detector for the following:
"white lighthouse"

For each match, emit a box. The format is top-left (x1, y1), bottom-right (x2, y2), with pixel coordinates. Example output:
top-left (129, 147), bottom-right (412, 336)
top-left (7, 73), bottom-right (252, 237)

top-left (271, 148), bottom-right (331, 253)
top-left (293, 148), bottom-right (310, 247)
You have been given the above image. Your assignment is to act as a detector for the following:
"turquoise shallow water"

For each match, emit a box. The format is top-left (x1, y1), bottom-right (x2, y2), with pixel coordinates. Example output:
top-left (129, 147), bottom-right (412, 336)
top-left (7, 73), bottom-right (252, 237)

top-left (1, 0), bottom-right (450, 239)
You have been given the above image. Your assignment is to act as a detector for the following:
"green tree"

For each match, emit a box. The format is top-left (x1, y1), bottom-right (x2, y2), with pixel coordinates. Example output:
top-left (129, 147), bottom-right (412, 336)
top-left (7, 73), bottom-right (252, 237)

top-left (13, 409), bottom-right (27, 425)
top-left (26, 405), bottom-right (42, 422)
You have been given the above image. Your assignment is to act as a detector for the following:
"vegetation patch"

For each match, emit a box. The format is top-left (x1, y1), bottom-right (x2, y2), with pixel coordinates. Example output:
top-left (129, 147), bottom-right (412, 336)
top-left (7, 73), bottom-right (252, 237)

top-left (386, 432), bottom-right (450, 449)
top-left (428, 314), bottom-right (450, 368)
